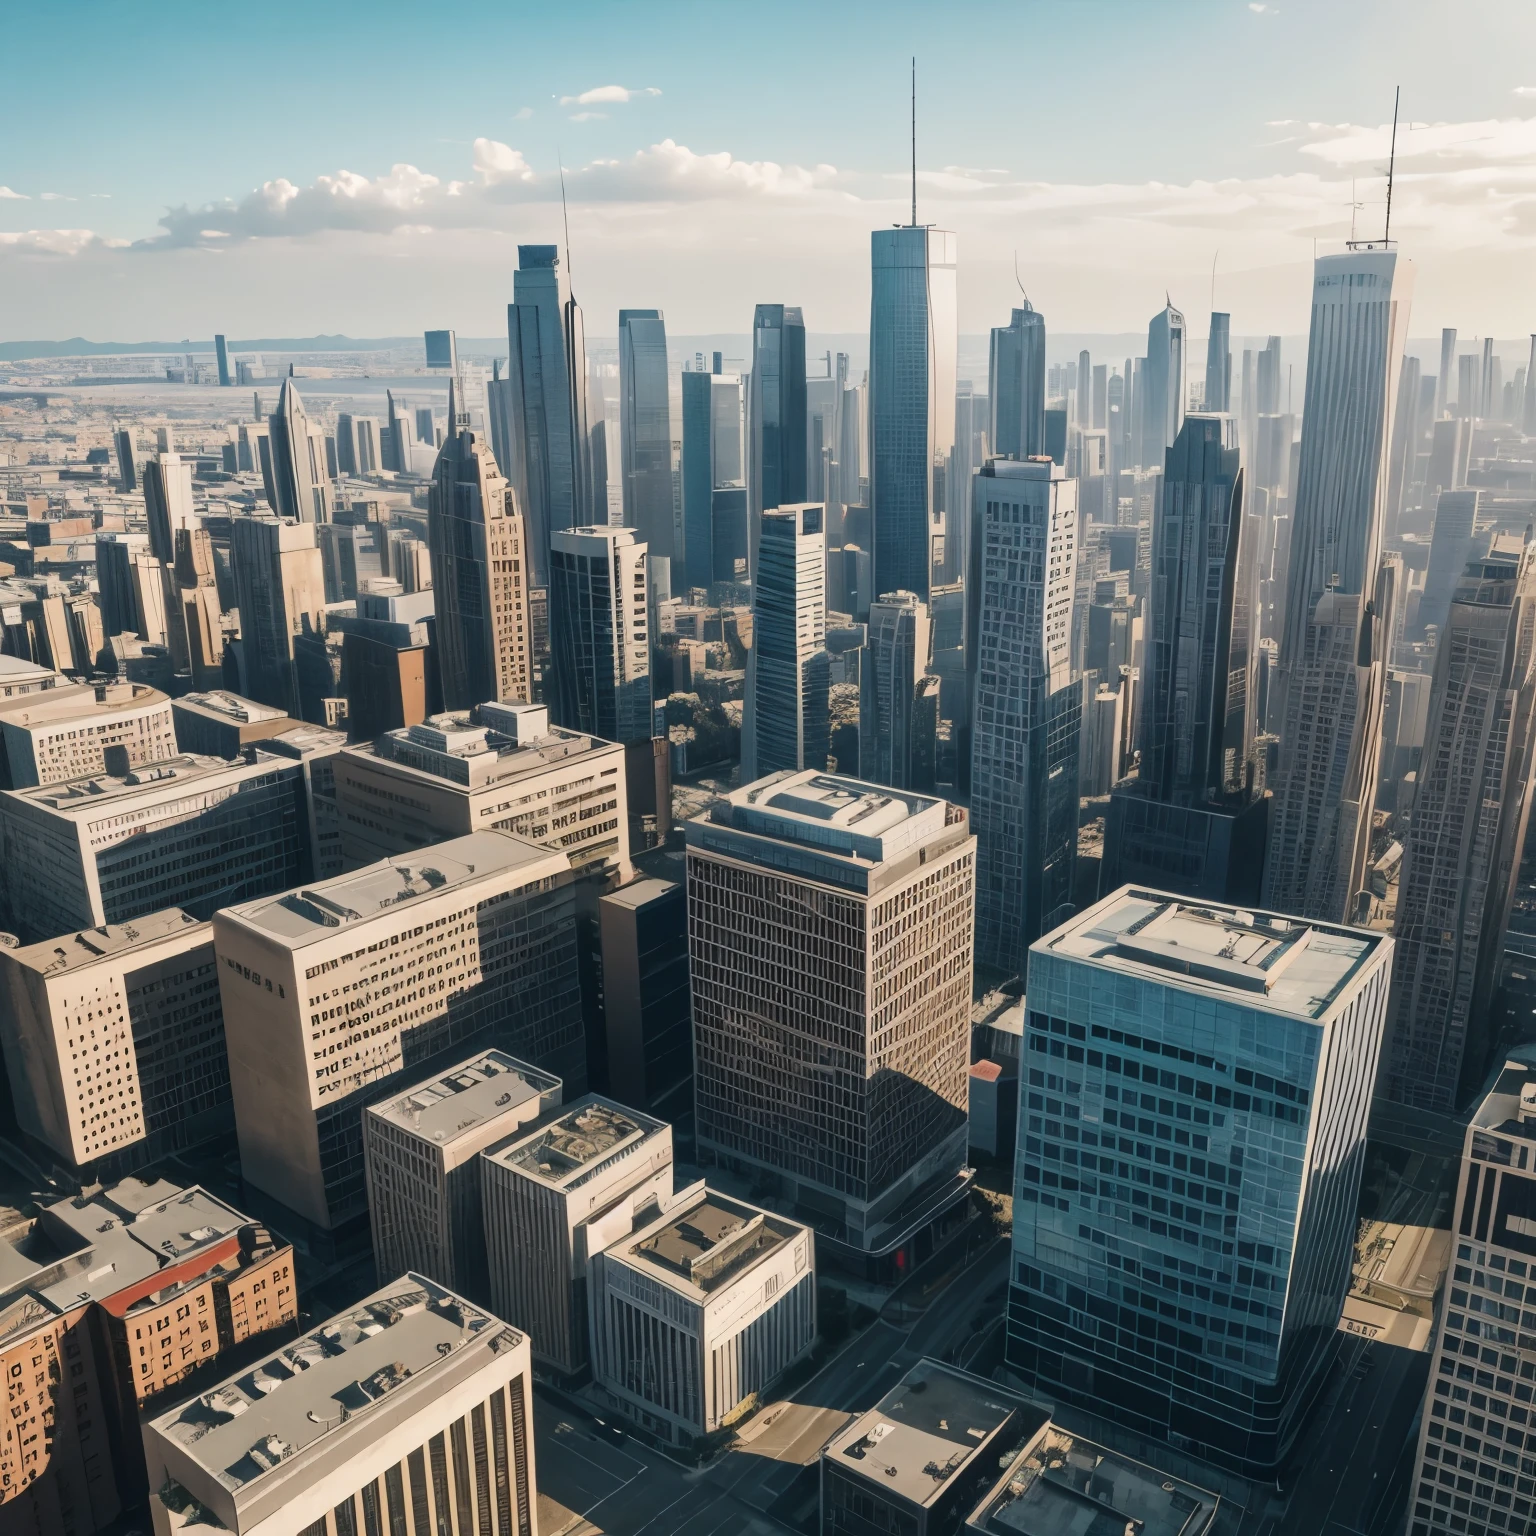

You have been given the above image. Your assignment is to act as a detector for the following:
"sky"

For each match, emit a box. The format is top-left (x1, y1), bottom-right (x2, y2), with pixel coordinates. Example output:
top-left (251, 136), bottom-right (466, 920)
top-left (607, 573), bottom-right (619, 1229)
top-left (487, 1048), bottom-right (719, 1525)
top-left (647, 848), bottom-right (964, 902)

top-left (4, 0), bottom-right (1536, 343)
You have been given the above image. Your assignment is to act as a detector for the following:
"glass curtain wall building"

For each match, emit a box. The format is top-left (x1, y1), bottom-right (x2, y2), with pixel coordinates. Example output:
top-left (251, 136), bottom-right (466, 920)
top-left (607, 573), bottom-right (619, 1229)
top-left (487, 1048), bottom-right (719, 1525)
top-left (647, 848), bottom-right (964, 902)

top-left (989, 303), bottom-right (1047, 462)
top-left (619, 309), bottom-right (673, 563)
top-left (747, 304), bottom-right (807, 582)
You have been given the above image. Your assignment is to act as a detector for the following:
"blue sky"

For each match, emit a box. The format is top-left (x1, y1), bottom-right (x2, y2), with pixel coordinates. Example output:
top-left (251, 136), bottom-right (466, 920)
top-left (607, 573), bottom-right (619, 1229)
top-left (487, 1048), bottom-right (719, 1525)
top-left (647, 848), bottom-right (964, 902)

top-left (4, 0), bottom-right (1536, 340)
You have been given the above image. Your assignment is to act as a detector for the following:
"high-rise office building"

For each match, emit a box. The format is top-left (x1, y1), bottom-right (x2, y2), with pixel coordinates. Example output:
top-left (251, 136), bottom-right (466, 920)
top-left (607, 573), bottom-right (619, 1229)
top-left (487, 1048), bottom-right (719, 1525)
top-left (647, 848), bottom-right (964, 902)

top-left (230, 514), bottom-right (325, 718)
top-left (427, 416), bottom-right (533, 712)
top-left (0, 748), bottom-right (311, 942)
top-left (548, 526), bottom-right (651, 744)
top-left (1010, 887), bottom-right (1393, 1474)
top-left (482, 1096), bottom-right (673, 1374)
top-left (742, 504), bottom-right (829, 780)
top-left (1205, 311), bottom-right (1231, 411)
top-left (214, 332), bottom-right (231, 387)
top-left (1265, 246), bottom-right (1413, 922)
top-left (1141, 300), bottom-right (1187, 469)
top-left (988, 303), bottom-right (1047, 462)
top-left (503, 244), bottom-right (592, 586)
top-left (967, 459), bottom-right (1079, 979)
top-left (143, 451), bottom-right (194, 564)
top-left (688, 770), bottom-right (976, 1265)
top-left (1401, 1052), bottom-right (1536, 1536)
top-left (1104, 414), bottom-right (1267, 903)
top-left (747, 303), bottom-right (807, 580)
top-left (681, 367), bottom-right (715, 591)
top-left (364, 1049), bottom-right (561, 1303)
top-left (1383, 536), bottom-right (1536, 1112)
top-left (333, 699), bottom-right (631, 881)
top-left (114, 426), bottom-right (136, 491)
top-left (215, 830), bottom-right (584, 1234)
top-left (618, 308), bottom-right (673, 562)
top-left (143, 1274), bottom-right (536, 1536)
top-left (262, 377), bottom-right (331, 522)
top-left (869, 227), bottom-right (957, 600)
top-left (0, 908), bottom-right (227, 1171)
top-left (589, 1185), bottom-right (816, 1444)
top-left (860, 590), bottom-right (935, 792)
top-left (1415, 490), bottom-right (1481, 643)
top-left (1435, 326), bottom-right (1457, 421)
top-left (712, 370), bottom-right (744, 486)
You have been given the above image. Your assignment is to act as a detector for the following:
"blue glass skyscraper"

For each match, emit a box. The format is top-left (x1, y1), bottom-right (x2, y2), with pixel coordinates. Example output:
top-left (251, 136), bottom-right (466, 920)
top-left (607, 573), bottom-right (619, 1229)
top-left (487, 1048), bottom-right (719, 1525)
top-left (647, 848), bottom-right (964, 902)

top-left (681, 368), bottom-right (715, 592)
top-left (747, 304), bottom-right (807, 581)
top-left (989, 302), bottom-right (1047, 462)
top-left (619, 308), bottom-right (673, 563)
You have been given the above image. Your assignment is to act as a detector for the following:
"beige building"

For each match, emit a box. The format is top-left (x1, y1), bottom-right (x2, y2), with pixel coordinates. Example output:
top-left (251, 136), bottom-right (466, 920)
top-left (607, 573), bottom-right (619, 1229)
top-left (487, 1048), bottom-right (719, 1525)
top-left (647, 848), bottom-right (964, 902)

top-left (0, 749), bottom-right (312, 942)
top-left (688, 770), bottom-right (977, 1268)
top-left (0, 654), bottom-right (61, 700)
top-left (0, 679), bottom-right (177, 788)
top-left (143, 1274), bottom-right (536, 1536)
top-left (0, 908), bottom-right (227, 1169)
top-left (481, 1096), bottom-right (673, 1374)
top-left (589, 1184), bottom-right (815, 1444)
top-left (214, 830), bottom-right (585, 1234)
top-left (333, 699), bottom-right (631, 882)
top-left (365, 1049), bottom-right (562, 1303)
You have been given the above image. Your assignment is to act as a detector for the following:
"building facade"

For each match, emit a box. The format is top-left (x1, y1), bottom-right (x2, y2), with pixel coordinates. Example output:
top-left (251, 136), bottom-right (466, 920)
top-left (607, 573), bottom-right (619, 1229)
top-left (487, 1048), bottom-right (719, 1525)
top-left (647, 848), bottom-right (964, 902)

top-left (619, 308), bottom-right (673, 562)
top-left (988, 303), bottom-right (1047, 462)
top-left (230, 515), bottom-right (325, 719)
top-left (746, 304), bottom-right (807, 582)
top-left (0, 680), bottom-right (176, 788)
top-left (860, 590), bottom-right (935, 792)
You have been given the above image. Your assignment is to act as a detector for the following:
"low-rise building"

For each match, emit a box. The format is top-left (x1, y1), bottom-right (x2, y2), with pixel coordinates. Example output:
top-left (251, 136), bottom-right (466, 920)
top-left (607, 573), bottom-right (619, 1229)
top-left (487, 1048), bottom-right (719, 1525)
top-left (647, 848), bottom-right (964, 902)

top-left (365, 1049), bottom-right (562, 1303)
top-left (143, 1274), bottom-right (536, 1536)
top-left (481, 1096), bottom-right (673, 1374)
top-left (591, 1184), bottom-right (815, 1444)
top-left (0, 908), bottom-right (227, 1171)
top-left (170, 690), bottom-right (293, 758)
top-left (0, 679), bottom-right (176, 788)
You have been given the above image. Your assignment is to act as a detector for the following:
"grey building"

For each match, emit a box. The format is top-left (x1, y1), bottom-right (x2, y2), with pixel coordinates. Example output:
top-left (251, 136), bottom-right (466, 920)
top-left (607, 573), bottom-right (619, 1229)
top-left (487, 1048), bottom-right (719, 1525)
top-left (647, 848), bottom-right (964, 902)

top-left (681, 368), bottom-right (715, 591)
top-left (364, 1049), bottom-right (561, 1303)
top-left (1205, 310), bottom-right (1231, 411)
top-left (967, 458), bottom-right (1079, 980)
top-left (860, 589), bottom-right (935, 792)
top-left (687, 771), bottom-right (976, 1270)
top-left (1141, 300), bottom-right (1186, 470)
top-left (742, 504), bottom-right (828, 781)
top-left (1384, 536), bottom-right (1536, 1112)
top-left (619, 309), bottom-right (673, 563)
top-left (988, 302), bottom-right (1047, 461)
top-left (113, 426), bottom-right (136, 491)
top-left (229, 515), bottom-right (324, 719)
top-left (1009, 886), bottom-right (1392, 1474)
top-left (262, 378), bottom-right (330, 523)
top-left (170, 689), bottom-right (292, 759)
top-left (548, 526), bottom-right (651, 745)
top-left (481, 1096), bottom-right (673, 1374)
top-left (747, 304), bottom-right (807, 581)
top-left (1414, 489), bottom-right (1481, 643)
top-left (869, 227), bottom-right (957, 600)
top-left (214, 332), bottom-right (230, 387)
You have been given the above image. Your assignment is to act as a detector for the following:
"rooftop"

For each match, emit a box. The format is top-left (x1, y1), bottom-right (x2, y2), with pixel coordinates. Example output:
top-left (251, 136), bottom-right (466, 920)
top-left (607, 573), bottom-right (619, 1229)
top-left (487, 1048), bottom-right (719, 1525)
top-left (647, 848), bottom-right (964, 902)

top-left (172, 691), bottom-right (288, 726)
top-left (10, 751), bottom-right (290, 814)
top-left (150, 1276), bottom-right (513, 1494)
top-left (622, 1188), bottom-right (802, 1297)
top-left (0, 679), bottom-right (166, 729)
top-left (222, 831), bottom-right (565, 947)
top-left (1038, 886), bottom-right (1385, 1021)
top-left (1472, 1047), bottom-right (1536, 1147)
top-left (601, 876), bottom-right (680, 913)
top-left (491, 1096), bottom-right (665, 1190)
top-left (827, 1359), bottom-right (1041, 1511)
top-left (368, 1049), bottom-right (560, 1148)
top-left (264, 722), bottom-right (348, 760)
top-left (0, 655), bottom-right (59, 688)
top-left (967, 1423), bottom-right (1219, 1536)
top-left (5, 908), bottom-right (206, 978)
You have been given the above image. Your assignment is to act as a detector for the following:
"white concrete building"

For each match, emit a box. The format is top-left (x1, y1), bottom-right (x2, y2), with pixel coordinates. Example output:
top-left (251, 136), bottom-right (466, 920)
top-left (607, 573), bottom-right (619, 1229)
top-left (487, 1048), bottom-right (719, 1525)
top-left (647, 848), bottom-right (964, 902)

top-left (0, 679), bottom-right (176, 788)
top-left (589, 1184), bottom-right (815, 1443)
top-left (364, 1049), bottom-right (562, 1303)
top-left (143, 1274), bottom-right (536, 1536)
top-left (214, 830), bottom-right (584, 1234)
top-left (481, 1096), bottom-right (673, 1374)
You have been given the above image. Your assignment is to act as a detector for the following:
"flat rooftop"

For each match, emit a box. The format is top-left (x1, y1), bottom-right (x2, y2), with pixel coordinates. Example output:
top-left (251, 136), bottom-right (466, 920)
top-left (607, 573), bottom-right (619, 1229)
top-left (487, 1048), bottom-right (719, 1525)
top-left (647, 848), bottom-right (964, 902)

top-left (828, 1359), bottom-right (1039, 1511)
top-left (967, 1423), bottom-right (1219, 1536)
top-left (369, 1049), bottom-right (560, 1148)
top-left (224, 830), bottom-right (564, 948)
top-left (150, 1277), bottom-right (506, 1494)
top-left (265, 722), bottom-right (347, 759)
top-left (5, 908), bottom-right (205, 977)
top-left (10, 751), bottom-right (285, 814)
top-left (623, 1189), bottom-right (801, 1297)
top-left (492, 1096), bottom-right (664, 1190)
top-left (601, 876), bottom-right (679, 912)
top-left (1472, 1048), bottom-right (1536, 1146)
top-left (357, 708), bottom-right (616, 790)
top-left (172, 691), bottom-right (288, 726)
top-left (0, 680), bottom-right (165, 728)
top-left (0, 655), bottom-right (57, 687)
top-left (1039, 887), bottom-right (1384, 1020)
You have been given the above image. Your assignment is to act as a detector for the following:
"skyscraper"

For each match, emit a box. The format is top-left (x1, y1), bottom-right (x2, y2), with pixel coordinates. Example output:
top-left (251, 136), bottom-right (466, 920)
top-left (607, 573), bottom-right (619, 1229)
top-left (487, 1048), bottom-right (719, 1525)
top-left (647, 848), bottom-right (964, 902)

top-left (262, 377), bottom-right (331, 523)
top-left (1103, 414), bottom-right (1267, 902)
top-left (688, 770), bottom-right (977, 1266)
top-left (988, 303), bottom-right (1047, 461)
top-left (860, 590), bottom-right (935, 792)
top-left (869, 227), bottom-right (957, 601)
top-left (742, 504), bottom-right (829, 780)
top-left (1383, 536), bottom-right (1536, 1112)
top-left (230, 515), bottom-right (324, 717)
top-left (618, 308), bottom-right (673, 564)
top-left (547, 526), bottom-right (651, 744)
top-left (1435, 326), bottom-right (1457, 421)
top-left (1204, 311), bottom-right (1231, 411)
top-left (747, 303), bottom-right (807, 579)
top-left (1141, 300), bottom-right (1186, 469)
top-left (1414, 489), bottom-right (1481, 642)
top-left (427, 414), bottom-right (533, 711)
top-left (502, 245), bottom-right (592, 586)
top-left (113, 426), bottom-right (135, 491)
top-left (142, 451), bottom-right (194, 564)
top-left (680, 367), bottom-right (715, 590)
top-left (214, 332), bottom-right (231, 387)
top-left (1009, 888), bottom-right (1392, 1474)
top-left (967, 458), bottom-right (1079, 980)
top-left (1265, 246), bottom-right (1413, 922)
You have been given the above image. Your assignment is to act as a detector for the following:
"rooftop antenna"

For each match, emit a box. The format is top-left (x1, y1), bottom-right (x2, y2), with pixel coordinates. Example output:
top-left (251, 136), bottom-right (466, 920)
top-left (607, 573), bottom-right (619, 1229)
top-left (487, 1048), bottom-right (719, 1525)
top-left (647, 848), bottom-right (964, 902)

top-left (1384, 85), bottom-right (1400, 243)
top-left (1014, 251), bottom-right (1028, 307)
top-left (1210, 251), bottom-right (1218, 316)
top-left (910, 57), bottom-right (917, 228)
top-left (558, 150), bottom-right (574, 289)
top-left (1347, 178), bottom-right (1363, 243)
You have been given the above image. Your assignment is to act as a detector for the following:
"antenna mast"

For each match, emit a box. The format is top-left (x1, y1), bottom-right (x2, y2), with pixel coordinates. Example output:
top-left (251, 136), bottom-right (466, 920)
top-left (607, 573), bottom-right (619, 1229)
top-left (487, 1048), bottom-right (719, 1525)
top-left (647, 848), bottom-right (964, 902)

top-left (910, 57), bottom-right (917, 227)
top-left (1384, 86), bottom-right (1400, 243)
top-left (558, 152), bottom-right (574, 288)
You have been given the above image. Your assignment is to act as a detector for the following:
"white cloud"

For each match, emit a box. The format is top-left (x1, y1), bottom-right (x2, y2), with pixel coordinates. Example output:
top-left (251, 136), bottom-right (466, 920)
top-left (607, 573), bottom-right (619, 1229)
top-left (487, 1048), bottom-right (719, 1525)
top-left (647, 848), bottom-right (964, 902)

top-left (514, 106), bottom-right (534, 121)
top-left (558, 84), bottom-right (661, 107)
top-left (569, 111), bottom-right (607, 123)
top-left (0, 229), bottom-right (102, 255)
top-left (39, 192), bottom-right (74, 202)
top-left (1248, 3), bottom-right (1272, 13)
top-left (0, 187), bottom-right (28, 200)
top-left (1300, 115), bottom-right (1536, 167)
top-left (1515, 87), bottom-right (1536, 96)
top-left (472, 139), bottom-right (534, 185)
